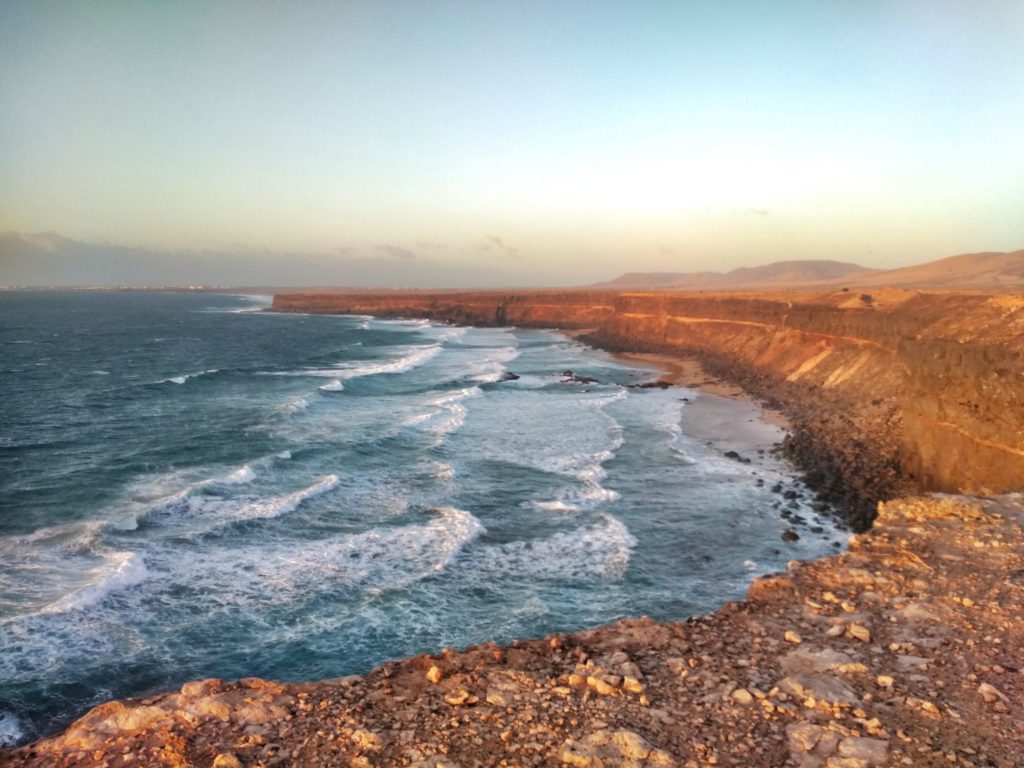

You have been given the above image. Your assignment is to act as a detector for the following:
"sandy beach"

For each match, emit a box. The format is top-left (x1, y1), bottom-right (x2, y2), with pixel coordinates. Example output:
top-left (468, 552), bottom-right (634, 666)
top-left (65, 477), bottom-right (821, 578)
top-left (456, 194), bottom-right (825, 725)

top-left (613, 349), bottom-right (793, 458)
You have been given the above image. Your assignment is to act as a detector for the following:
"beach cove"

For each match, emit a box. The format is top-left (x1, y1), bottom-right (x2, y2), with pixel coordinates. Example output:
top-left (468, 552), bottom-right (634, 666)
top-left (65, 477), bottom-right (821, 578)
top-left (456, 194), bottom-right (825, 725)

top-left (3, 289), bottom-right (1022, 766)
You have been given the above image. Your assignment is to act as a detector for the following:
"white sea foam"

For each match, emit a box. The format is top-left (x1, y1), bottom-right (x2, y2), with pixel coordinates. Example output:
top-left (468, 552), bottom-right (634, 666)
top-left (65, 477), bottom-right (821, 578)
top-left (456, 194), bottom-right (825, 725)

top-left (0, 711), bottom-right (24, 747)
top-left (641, 391), bottom-right (699, 463)
top-left (573, 446), bottom-right (623, 504)
top-left (319, 379), bottom-right (344, 392)
top-left (141, 473), bottom-right (340, 527)
top-left (404, 412), bottom-right (433, 427)
top-left (531, 500), bottom-right (579, 513)
top-left (91, 370), bottom-right (110, 375)
top-left (160, 369), bottom-right (218, 385)
top-left (0, 520), bottom-right (102, 551)
top-left (229, 474), bottom-right (340, 522)
top-left (349, 315), bottom-right (372, 330)
top-left (310, 506), bottom-right (484, 586)
top-left (470, 515), bottom-right (636, 581)
top-left (111, 515), bottom-right (139, 531)
top-left (536, 417), bottom-right (624, 507)
top-left (407, 386), bottom-right (481, 443)
top-left (282, 395), bottom-right (310, 412)
top-left (43, 551), bottom-right (148, 614)
top-left (165, 507), bottom-right (485, 600)
top-left (365, 317), bottom-right (430, 331)
top-left (342, 507), bottom-right (481, 582)
top-left (223, 465), bottom-right (256, 485)
top-left (276, 450), bottom-right (292, 459)
top-left (429, 461), bottom-right (455, 481)
top-left (469, 345), bottom-right (521, 382)
top-left (137, 479), bottom-right (211, 517)
top-left (282, 343), bottom-right (443, 381)
top-left (434, 326), bottom-right (468, 342)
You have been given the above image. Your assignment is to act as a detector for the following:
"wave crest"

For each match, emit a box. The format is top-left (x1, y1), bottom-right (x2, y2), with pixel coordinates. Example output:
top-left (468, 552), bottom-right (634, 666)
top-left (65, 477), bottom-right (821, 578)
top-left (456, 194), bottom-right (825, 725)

top-left (43, 551), bottom-right (148, 614)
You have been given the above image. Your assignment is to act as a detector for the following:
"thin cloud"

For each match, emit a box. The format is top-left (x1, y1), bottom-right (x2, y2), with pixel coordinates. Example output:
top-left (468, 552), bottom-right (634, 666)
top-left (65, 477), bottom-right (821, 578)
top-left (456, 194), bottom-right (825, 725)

top-left (481, 235), bottom-right (521, 260)
top-left (375, 244), bottom-right (417, 261)
top-left (0, 230), bottom-right (515, 288)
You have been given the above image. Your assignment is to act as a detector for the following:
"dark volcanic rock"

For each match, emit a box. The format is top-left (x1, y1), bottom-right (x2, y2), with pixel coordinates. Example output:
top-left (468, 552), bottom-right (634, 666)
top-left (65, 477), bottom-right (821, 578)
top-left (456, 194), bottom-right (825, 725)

top-left (560, 369), bottom-right (600, 385)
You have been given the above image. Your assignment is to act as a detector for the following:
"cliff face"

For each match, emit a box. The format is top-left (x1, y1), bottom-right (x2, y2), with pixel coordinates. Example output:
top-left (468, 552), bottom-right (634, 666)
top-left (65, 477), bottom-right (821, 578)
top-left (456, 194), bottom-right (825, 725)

top-left (272, 290), bottom-right (1024, 510)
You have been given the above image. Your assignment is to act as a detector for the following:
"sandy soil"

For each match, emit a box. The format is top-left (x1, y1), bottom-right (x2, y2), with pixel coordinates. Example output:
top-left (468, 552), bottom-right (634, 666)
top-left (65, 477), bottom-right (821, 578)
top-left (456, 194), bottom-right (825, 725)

top-left (612, 350), bottom-right (790, 430)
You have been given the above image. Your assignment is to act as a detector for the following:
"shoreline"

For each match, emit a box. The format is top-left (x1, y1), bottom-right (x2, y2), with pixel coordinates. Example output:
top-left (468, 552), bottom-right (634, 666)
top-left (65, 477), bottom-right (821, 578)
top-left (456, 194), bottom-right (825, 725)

top-left (5, 312), bottom-right (1022, 766)
top-left (566, 327), bottom-right (789, 429)
top-left (612, 350), bottom-right (790, 431)
top-left (8, 494), bottom-right (1021, 767)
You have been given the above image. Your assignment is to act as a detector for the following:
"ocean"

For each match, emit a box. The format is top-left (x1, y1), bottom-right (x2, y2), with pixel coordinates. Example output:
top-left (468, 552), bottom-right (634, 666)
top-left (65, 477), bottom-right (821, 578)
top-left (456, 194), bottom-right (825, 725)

top-left (0, 291), bottom-right (845, 745)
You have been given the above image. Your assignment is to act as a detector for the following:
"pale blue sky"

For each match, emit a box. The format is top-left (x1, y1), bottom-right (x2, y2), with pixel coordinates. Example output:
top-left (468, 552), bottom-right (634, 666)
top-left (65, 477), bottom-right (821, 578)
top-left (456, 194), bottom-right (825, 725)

top-left (1, 1), bottom-right (1022, 285)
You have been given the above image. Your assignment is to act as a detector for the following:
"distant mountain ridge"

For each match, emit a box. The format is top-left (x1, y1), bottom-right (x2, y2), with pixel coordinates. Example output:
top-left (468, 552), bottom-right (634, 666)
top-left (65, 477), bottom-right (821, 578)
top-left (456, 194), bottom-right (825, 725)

top-left (590, 251), bottom-right (1024, 291)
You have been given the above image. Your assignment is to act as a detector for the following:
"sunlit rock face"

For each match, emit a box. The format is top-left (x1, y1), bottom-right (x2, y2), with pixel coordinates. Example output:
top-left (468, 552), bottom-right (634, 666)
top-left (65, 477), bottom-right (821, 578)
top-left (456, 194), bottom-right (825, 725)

top-left (273, 288), bottom-right (1024, 513)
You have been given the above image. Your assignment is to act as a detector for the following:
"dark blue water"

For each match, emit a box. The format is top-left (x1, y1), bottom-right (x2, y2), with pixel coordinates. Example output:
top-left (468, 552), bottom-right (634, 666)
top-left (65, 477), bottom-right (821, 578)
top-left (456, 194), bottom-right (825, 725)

top-left (0, 291), bottom-right (843, 745)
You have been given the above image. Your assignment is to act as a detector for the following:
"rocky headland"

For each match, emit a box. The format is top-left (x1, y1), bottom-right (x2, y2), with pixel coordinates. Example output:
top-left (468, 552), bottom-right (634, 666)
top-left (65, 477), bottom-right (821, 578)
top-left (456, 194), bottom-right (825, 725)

top-left (5, 288), bottom-right (1022, 767)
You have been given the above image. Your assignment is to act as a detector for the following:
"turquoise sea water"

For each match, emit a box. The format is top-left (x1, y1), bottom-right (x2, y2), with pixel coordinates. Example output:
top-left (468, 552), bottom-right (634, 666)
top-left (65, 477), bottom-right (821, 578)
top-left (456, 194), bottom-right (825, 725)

top-left (0, 291), bottom-right (844, 745)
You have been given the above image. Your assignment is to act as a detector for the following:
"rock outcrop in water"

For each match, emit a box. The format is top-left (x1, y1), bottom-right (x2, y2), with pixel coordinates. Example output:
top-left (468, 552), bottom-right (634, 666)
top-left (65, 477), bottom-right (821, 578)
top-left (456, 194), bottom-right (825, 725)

top-left (271, 288), bottom-right (1024, 530)
top-left (6, 495), bottom-right (1022, 766)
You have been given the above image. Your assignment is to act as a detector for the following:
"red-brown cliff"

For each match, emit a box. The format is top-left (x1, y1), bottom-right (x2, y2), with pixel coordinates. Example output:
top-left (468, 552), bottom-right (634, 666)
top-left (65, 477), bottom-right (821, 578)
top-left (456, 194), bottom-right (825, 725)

top-left (272, 289), bottom-right (1024, 526)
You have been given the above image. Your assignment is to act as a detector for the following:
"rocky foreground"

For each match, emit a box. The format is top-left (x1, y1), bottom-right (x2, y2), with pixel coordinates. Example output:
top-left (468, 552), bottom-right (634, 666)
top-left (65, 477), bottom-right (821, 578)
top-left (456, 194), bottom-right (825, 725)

top-left (6, 494), bottom-right (1022, 768)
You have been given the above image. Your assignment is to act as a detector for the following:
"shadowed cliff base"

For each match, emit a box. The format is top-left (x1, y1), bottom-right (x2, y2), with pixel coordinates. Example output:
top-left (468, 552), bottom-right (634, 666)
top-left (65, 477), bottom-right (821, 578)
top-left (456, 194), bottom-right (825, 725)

top-left (268, 288), bottom-right (1024, 531)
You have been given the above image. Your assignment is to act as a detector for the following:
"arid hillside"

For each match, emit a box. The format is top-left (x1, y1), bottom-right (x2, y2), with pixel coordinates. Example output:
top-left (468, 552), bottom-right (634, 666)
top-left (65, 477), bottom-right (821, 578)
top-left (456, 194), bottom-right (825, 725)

top-left (591, 250), bottom-right (1024, 291)
top-left (591, 260), bottom-right (877, 290)
top-left (272, 289), bottom-right (1024, 526)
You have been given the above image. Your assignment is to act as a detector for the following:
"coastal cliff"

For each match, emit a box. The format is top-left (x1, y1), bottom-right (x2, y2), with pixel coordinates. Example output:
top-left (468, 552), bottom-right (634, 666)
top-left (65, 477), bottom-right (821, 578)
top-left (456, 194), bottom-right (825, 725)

top-left (271, 289), bottom-right (1024, 529)
top-left (5, 289), bottom-right (1022, 766)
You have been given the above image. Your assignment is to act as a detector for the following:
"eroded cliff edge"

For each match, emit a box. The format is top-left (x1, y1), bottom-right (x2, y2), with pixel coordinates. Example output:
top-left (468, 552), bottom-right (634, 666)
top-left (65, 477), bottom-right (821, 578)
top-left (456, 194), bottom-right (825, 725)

top-left (271, 289), bottom-right (1024, 529)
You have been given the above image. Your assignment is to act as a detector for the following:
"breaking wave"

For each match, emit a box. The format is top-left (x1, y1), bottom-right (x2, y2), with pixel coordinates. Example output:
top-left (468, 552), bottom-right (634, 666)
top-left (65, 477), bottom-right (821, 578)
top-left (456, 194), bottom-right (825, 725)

top-left (159, 369), bottom-right (218, 385)
top-left (42, 551), bottom-right (148, 614)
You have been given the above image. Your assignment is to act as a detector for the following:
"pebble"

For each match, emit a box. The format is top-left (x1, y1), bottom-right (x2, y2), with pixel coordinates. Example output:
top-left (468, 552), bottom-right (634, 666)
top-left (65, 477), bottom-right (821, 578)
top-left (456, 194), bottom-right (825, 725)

top-left (977, 683), bottom-right (1006, 704)
top-left (731, 688), bottom-right (753, 705)
top-left (847, 623), bottom-right (872, 643)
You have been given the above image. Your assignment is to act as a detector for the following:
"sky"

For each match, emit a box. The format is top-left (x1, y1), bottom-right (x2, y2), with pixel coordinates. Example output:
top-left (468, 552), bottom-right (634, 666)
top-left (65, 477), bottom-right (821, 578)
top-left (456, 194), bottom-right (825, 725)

top-left (1, 1), bottom-right (1022, 287)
